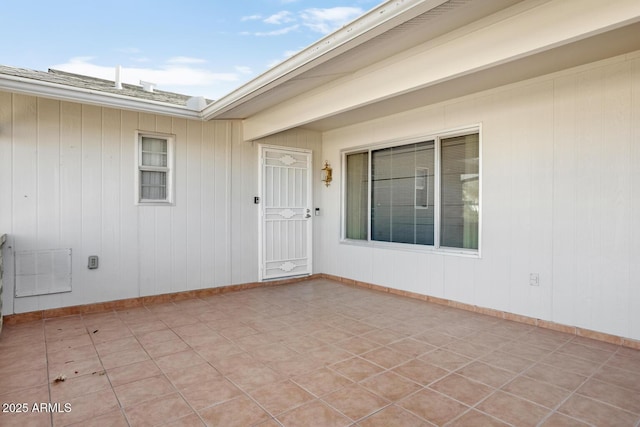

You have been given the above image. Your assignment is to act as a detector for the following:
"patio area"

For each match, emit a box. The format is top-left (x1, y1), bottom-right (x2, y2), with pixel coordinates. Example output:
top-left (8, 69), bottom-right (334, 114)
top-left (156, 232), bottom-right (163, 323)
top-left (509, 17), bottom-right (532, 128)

top-left (1, 278), bottom-right (639, 426)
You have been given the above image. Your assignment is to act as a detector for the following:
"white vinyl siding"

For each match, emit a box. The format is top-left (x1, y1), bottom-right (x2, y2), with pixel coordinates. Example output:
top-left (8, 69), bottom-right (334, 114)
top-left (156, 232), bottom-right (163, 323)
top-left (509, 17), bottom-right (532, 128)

top-left (343, 131), bottom-right (479, 252)
top-left (136, 133), bottom-right (174, 204)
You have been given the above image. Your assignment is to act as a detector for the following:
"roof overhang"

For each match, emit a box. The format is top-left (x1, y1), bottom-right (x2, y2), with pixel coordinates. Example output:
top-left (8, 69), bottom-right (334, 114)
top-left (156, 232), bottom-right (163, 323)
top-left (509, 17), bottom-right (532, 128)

top-left (0, 70), bottom-right (202, 119)
top-left (237, 0), bottom-right (640, 140)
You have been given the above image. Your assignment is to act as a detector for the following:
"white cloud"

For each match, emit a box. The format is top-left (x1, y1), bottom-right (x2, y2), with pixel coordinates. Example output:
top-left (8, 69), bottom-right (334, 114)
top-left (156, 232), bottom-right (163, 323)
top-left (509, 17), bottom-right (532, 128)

top-left (300, 7), bottom-right (363, 34)
top-left (264, 11), bottom-right (294, 25)
top-left (235, 65), bottom-right (252, 75)
top-left (253, 24), bottom-right (299, 37)
top-left (241, 14), bottom-right (262, 21)
top-left (50, 57), bottom-right (239, 98)
top-left (167, 56), bottom-right (208, 64)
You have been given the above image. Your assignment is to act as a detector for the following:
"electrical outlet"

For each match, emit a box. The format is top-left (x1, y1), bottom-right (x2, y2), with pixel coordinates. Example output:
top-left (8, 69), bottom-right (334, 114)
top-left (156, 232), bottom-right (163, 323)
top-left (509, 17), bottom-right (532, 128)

top-left (529, 273), bottom-right (539, 286)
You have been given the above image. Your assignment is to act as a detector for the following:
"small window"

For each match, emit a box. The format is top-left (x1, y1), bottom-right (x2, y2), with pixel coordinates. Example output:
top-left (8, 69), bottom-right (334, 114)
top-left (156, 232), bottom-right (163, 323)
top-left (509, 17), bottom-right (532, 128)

top-left (136, 132), bottom-right (174, 204)
top-left (343, 129), bottom-right (479, 252)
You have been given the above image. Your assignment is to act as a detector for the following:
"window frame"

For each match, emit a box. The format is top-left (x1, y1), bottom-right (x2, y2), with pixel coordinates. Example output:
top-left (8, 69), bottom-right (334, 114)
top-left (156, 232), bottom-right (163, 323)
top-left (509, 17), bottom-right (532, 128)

top-left (135, 131), bottom-right (176, 205)
top-left (340, 125), bottom-right (481, 257)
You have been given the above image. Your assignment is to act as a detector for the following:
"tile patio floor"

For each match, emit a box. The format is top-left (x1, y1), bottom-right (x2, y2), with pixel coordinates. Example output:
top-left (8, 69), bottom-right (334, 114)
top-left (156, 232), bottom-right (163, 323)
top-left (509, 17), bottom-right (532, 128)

top-left (1, 278), bottom-right (639, 426)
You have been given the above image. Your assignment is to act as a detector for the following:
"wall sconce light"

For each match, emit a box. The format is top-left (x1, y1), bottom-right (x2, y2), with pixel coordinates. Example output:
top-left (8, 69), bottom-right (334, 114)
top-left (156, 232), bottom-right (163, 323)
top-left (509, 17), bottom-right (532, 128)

top-left (321, 161), bottom-right (333, 187)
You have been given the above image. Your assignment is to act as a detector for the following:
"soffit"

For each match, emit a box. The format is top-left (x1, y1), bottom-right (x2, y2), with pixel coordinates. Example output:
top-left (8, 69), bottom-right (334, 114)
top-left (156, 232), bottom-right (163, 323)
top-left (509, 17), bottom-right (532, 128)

top-left (300, 22), bottom-right (640, 131)
top-left (210, 0), bottom-right (522, 120)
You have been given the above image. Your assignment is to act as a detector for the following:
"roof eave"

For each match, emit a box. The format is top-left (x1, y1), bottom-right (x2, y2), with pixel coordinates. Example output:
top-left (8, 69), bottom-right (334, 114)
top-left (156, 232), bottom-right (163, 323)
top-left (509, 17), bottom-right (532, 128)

top-left (0, 74), bottom-right (202, 119)
top-left (201, 0), bottom-right (449, 121)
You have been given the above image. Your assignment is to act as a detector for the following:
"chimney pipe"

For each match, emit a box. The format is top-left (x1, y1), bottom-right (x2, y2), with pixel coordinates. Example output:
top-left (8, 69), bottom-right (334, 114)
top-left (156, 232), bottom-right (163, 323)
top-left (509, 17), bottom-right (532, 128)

top-left (115, 65), bottom-right (122, 89)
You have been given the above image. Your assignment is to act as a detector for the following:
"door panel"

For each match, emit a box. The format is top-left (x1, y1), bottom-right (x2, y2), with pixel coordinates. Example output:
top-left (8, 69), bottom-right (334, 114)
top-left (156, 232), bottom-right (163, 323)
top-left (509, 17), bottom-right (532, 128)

top-left (260, 146), bottom-right (312, 280)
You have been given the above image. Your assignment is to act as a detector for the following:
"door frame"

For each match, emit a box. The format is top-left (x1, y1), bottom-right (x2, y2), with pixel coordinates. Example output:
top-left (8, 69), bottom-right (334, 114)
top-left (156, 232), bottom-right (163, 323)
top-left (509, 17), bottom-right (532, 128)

top-left (258, 144), bottom-right (313, 281)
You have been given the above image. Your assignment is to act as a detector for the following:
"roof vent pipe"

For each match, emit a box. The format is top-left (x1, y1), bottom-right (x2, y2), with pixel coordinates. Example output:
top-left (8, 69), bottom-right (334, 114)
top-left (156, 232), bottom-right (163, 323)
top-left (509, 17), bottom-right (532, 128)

top-left (115, 65), bottom-right (122, 89)
top-left (140, 80), bottom-right (156, 93)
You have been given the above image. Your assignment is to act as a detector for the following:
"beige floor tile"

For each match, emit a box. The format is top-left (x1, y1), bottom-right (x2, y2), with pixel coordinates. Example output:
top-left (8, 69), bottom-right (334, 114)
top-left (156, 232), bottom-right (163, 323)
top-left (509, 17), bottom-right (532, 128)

top-left (360, 371), bottom-right (422, 402)
top-left (52, 388), bottom-right (120, 426)
top-left (0, 366), bottom-right (49, 392)
top-left (128, 319), bottom-right (168, 336)
top-left (500, 341), bottom-right (551, 361)
top-left (2, 280), bottom-right (640, 427)
top-left (94, 336), bottom-right (141, 357)
top-left (198, 395), bottom-right (270, 427)
top-left (99, 347), bottom-right (149, 370)
top-left (162, 413), bottom-right (206, 427)
top-left (558, 394), bottom-right (639, 426)
top-left (392, 359), bottom-right (448, 386)
top-left (154, 349), bottom-right (207, 373)
top-left (46, 344), bottom-right (97, 367)
top-left (114, 375), bottom-right (175, 407)
top-left (90, 327), bottom-right (134, 344)
top-left (358, 405), bottom-right (429, 427)
top-left (143, 337), bottom-right (191, 358)
top-left (226, 363), bottom-right (285, 391)
top-left (323, 384), bottom-right (389, 421)
top-left (50, 371), bottom-right (111, 402)
top-left (292, 368), bottom-right (353, 397)
top-left (592, 364), bottom-right (640, 393)
top-left (179, 376), bottom-right (242, 410)
top-left (305, 345), bottom-right (353, 366)
top-left (361, 347), bottom-right (412, 370)
top-left (46, 334), bottom-right (93, 354)
top-left (447, 409), bottom-right (510, 426)
top-left (386, 338), bottom-right (436, 358)
top-left (267, 353), bottom-right (323, 377)
top-left (0, 384), bottom-right (51, 427)
top-left (249, 380), bottom-right (315, 416)
top-left (576, 378), bottom-right (640, 415)
top-left (124, 392), bottom-right (193, 427)
top-left (66, 409), bottom-right (129, 427)
top-left (443, 339), bottom-right (493, 359)
top-left (538, 412), bottom-right (592, 426)
top-left (163, 363), bottom-right (221, 389)
top-left (480, 350), bottom-right (535, 373)
top-left (605, 352), bottom-right (640, 372)
top-left (398, 388), bottom-right (469, 425)
top-left (477, 390), bottom-right (552, 427)
top-left (330, 357), bottom-right (384, 382)
top-left (523, 363), bottom-right (588, 391)
top-left (361, 329), bottom-right (408, 346)
top-left (248, 343), bottom-right (298, 363)
top-left (107, 359), bottom-right (162, 387)
top-left (455, 361), bottom-right (517, 388)
top-left (334, 336), bottom-right (381, 355)
top-left (501, 375), bottom-right (571, 409)
top-left (418, 348), bottom-right (472, 371)
top-left (276, 400), bottom-right (351, 427)
top-left (0, 409), bottom-right (52, 427)
top-left (556, 341), bottom-right (615, 364)
top-left (136, 329), bottom-right (181, 347)
top-left (430, 373), bottom-right (494, 406)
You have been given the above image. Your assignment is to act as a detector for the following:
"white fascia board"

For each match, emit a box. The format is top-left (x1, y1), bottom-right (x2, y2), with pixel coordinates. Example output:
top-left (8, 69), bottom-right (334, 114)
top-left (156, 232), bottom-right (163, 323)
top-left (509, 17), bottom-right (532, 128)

top-left (0, 74), bottom-right (202, 119)
top-left (201, 0), bottom-right (448, 120)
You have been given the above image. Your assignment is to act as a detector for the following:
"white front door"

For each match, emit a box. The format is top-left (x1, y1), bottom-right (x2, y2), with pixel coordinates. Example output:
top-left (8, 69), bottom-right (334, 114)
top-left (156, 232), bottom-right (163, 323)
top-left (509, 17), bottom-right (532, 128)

top-left (259, 146), bottom-right (313, 280)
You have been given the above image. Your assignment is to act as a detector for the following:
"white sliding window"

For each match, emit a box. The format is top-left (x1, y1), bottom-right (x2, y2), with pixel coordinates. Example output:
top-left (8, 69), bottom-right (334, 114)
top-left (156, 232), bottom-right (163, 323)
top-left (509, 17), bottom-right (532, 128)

top-left (343, 129), bottom-right (479, 252)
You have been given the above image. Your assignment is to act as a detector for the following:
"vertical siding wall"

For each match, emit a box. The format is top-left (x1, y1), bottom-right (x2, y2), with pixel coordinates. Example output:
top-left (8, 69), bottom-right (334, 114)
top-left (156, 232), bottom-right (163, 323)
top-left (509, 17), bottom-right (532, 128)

top-left (0, 95), bottom-right (242, 314)
top-left (320, 52), bottom-right (640, 340)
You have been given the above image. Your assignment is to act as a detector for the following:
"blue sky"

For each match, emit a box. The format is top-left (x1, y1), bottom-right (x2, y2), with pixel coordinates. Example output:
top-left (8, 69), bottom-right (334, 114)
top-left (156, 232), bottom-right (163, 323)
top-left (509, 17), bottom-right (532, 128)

top-left (1, 0), bottom-right (381, 99)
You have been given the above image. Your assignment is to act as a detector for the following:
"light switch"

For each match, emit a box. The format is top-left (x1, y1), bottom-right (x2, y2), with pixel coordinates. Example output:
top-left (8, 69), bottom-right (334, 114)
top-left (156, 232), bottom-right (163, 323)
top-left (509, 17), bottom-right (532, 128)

top-left (88, 256), bottom-right (99, 269)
